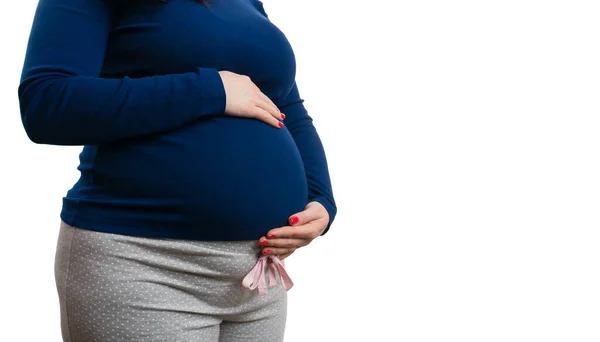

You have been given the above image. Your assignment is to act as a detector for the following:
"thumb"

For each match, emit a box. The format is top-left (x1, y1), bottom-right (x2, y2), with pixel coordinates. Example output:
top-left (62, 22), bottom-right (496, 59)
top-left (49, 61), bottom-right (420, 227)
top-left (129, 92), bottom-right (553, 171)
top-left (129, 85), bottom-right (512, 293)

top-left (288, 202), bottom-right (321, 226)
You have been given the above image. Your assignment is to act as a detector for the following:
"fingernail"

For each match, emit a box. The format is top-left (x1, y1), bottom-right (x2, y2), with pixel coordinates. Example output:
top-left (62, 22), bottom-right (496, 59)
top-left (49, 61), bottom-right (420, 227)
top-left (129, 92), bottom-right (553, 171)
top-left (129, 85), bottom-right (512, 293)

top-left (264, 249), bottom-right (272, 255)
top-left (259, 239), bottom-right (268, 246)
top-left (290, 216), bottom-right (299, 225)
top-left (281, 114), bottom-right (286, 119)
top-left (267, 234), bottom-right (276, 239)
top-left (278, 122), bottom-right (284, 128)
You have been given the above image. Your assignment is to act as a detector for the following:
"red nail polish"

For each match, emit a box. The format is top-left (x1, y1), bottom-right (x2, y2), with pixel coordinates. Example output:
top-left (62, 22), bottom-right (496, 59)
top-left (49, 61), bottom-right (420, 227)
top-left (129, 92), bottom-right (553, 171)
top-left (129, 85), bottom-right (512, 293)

top-left (290, 216), bottom-right (299, 225)
top-left (278, 122), bottom-right (284, 128)
top-left (259, 240), bottom-right (268, 246)
top-left (267, 234), bottom-right (276, 239)
top-left (281, 114), bottom-right (286, 119)
top-left (264, 249), bottom-right (271, 255)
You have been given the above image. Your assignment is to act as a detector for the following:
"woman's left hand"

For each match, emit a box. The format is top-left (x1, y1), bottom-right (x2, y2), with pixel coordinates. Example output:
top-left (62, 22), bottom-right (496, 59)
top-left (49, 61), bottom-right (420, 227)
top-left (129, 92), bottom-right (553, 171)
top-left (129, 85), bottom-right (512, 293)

top-left (258, 201), bottom-right (329, 260)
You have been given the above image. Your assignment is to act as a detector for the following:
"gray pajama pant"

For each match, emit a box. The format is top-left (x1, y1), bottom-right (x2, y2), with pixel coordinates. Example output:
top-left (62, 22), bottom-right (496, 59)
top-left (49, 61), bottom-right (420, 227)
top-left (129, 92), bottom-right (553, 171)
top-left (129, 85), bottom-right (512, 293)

top-left (54, 221), bottom-right (288, 342)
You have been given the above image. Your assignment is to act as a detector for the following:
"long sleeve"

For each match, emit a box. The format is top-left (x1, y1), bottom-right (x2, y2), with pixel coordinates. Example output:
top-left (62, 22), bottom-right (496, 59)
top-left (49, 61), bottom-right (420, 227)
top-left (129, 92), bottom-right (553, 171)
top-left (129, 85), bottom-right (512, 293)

top-left (17, 0), bottom-right (226, 145)
top-left (279, 83), bottom-right (337, 234)
top-left (250, 0), bottom-right (337, 233)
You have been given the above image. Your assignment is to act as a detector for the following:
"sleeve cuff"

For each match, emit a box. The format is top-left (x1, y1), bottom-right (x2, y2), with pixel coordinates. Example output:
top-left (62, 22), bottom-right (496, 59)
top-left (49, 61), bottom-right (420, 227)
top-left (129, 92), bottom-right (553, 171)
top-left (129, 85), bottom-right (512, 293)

top-left (310, 196), bottom-right (337, 236)
top-left (195, 67), bottom-right (227, 115)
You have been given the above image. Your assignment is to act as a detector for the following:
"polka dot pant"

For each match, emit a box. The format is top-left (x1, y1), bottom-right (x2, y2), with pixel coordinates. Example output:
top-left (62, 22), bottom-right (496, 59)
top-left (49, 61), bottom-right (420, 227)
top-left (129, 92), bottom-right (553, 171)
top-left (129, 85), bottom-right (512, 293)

top-left (55, 222), bottom-right (288, 342)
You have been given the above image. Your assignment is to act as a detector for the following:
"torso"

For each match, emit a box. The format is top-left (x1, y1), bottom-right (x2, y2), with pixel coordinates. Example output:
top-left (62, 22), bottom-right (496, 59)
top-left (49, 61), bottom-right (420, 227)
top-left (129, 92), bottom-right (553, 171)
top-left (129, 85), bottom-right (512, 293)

top-left (63, 0), bottom-right (308, 240)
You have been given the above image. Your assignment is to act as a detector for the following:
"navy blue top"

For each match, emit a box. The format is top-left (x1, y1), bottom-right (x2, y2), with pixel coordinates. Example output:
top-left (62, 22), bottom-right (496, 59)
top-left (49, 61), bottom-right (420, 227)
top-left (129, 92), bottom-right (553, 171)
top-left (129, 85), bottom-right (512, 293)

top-left (18, 0), bottom-right (336, 240)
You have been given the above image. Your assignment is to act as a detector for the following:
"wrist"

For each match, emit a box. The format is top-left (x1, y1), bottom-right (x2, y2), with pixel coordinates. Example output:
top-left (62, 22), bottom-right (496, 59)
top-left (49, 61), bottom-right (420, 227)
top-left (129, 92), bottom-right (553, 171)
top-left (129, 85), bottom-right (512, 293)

top-left (307, 198), bottom-right (336, 235)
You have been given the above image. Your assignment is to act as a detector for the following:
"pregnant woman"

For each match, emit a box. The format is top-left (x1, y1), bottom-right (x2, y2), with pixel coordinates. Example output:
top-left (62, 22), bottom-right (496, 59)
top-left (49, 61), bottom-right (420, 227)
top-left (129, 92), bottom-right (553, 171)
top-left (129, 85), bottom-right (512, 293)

top-left (18, 0), bottom-right (337, 341)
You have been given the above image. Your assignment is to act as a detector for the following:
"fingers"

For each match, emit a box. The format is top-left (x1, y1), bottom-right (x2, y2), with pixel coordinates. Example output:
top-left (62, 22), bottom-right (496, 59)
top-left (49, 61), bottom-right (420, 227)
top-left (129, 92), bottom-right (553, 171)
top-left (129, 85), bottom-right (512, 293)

top-left (287, 202), bottom-right (326, 227)
top-left (257, 202), bottom-right (330, 258)
top-left (260, 237), bottom-right (309, 248)
top-left (253, 89), bottom-right (284, 127)
top-left (220, 71), bottom-right (287, 126)
top-left (263, 247), bottom-right (296, 257)
top-left (258, 237), bottom-right (306, 257)
top-left (262, 246), bottom-right (297, 257)
top-left (258, 92), bottom-right (285, 121)
top-left (259, 237), bottom-right (304, 257)
top-left (266, 222), bottom-right (323, 240)
top-left (266, 203), bottom-right (329, 240)
top-left (252, 106), bottom-right (283, 128)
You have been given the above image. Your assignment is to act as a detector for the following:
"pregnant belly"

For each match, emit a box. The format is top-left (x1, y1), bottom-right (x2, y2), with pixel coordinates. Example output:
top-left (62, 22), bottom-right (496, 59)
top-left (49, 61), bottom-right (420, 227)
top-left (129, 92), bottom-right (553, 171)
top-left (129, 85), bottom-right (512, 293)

top-left (91, 116), bottom-right (308, 235)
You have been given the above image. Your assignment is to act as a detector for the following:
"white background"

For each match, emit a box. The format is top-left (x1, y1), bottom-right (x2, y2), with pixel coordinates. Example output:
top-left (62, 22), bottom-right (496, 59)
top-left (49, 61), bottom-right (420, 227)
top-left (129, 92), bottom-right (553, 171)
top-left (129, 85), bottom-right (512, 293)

top-left (1, 0), bottom-right (600, 341)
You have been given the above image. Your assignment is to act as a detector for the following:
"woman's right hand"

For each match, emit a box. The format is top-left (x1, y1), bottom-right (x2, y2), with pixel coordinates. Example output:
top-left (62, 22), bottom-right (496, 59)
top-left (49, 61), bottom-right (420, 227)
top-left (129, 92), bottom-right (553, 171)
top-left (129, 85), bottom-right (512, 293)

top-left (218, 70), bottom-right (285, 128)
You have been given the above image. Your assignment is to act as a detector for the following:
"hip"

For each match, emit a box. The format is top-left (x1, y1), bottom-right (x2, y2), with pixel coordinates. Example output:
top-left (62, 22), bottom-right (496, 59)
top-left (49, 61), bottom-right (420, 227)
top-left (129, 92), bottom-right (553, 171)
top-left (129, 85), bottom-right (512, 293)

top-left (54, 220), bottom-right (289, 332)
top-left (55, 220), bottom-right (269, 281)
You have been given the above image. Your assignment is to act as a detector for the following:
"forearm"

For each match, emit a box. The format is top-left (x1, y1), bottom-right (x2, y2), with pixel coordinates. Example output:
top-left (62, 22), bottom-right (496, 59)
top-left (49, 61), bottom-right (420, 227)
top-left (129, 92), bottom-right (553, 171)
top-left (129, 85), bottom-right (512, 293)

top-left (19, 69), bottom-right (225, 145)
top-left (18, 0), bottom-right (225, 146)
